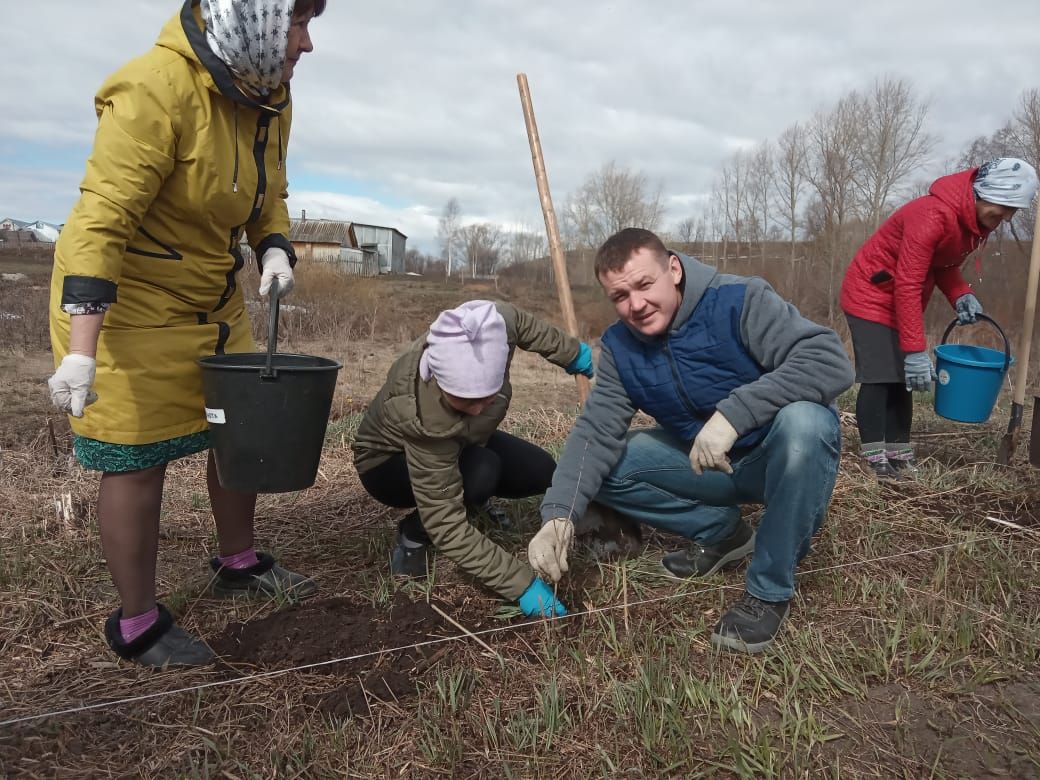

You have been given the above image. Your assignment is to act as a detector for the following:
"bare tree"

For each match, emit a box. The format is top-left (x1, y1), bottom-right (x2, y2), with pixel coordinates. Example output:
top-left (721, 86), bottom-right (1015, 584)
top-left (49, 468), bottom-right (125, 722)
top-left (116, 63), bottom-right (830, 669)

top-left (675, 217), bottom-right (698, 244)
top-left (1009, 88), bottom-right (1040, 239)
top-left (745, 142), bottom-right (775, 261)
top-left (804, 93), bottom-right (865, 322)
top-left (460, 223), bottom-right (505, 278)
top-left (716, 151), bottom-right (749, 258)
top-left (774, 122), bottom-right (809, 263)
top-left (403, 248), bottom-right (429, 274)
top-left (852, 77), bottom-right (935, 230)
top-left (563, 161), bottom-right (664, 249)
top-left (437, 197), bottom-right (462, 278)
top-left (508, 229), bottom-right (547, 267)
top-left (709, 190), bottom-right (726, 265)
top-left (957, 123), bottom-right (1018, 168)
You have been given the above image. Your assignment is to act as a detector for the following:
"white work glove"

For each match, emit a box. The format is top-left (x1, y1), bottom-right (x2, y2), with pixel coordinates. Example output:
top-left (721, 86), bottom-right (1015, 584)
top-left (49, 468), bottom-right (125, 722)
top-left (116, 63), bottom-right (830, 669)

top-left (689, 411), bottom-right (739, 475)
top-left (47, 354), bottom-right (98, 418)
top-left (528, 518), bottom-right (575, 583)
top-left (258, 247), bottom-right (294, 298)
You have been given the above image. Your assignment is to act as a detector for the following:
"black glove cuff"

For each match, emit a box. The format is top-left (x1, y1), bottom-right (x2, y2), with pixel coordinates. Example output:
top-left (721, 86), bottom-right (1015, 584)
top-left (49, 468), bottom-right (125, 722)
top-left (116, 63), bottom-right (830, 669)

top-left (254, 234), bottom-right (298, 271)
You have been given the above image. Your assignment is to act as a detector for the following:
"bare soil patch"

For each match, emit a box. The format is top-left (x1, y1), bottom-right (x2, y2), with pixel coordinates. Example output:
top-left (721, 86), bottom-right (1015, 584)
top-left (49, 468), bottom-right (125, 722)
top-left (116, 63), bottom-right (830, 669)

top-left (210, 593), bottom-right (455, 719)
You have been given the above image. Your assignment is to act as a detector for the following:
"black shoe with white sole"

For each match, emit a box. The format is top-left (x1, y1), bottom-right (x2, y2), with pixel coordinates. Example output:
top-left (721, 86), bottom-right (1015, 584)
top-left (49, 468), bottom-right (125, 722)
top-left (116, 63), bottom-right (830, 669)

top-left (710, 592), bottom-right (791, 654)
top-left (661, 519), bottom-right (755, 578)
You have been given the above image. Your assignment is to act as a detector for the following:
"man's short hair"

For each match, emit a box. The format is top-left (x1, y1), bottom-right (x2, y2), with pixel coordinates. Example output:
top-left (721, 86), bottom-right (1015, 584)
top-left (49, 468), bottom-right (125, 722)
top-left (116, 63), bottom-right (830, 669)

top-left (594, 228), bottom-right (669, 278)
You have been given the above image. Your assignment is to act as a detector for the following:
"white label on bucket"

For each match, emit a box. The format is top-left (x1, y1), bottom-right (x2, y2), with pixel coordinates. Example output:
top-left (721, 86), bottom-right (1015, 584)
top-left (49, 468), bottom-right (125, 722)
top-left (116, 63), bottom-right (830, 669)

top-left (938, 369), bottom-right (951, 386)
top-left (205, 408), bottom-right (227, 424)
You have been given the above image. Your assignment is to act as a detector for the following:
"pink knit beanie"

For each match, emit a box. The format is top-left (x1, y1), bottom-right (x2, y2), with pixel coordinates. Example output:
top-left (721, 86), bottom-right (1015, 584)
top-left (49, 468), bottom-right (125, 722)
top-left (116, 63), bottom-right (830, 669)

top-left (418, 300), bottom-right (509, 398)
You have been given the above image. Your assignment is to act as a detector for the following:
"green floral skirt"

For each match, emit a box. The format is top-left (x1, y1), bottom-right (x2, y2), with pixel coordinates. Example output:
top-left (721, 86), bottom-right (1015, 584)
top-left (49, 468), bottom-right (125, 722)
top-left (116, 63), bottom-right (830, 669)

top-left (74, 431), bottom-right (210, 473)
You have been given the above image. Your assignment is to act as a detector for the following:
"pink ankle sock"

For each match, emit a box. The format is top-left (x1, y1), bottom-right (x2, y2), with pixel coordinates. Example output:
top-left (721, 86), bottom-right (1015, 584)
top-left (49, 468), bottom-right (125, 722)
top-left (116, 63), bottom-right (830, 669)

top-left (120, 606), bottom-right (159, 643)
top-left (218, 547), bottom-right (260, 570)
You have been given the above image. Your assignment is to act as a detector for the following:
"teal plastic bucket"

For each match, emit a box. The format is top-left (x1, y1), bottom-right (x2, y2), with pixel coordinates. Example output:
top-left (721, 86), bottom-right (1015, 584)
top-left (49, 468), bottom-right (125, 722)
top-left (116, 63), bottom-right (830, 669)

top-left (933, 315), bottom-right (1012, 424)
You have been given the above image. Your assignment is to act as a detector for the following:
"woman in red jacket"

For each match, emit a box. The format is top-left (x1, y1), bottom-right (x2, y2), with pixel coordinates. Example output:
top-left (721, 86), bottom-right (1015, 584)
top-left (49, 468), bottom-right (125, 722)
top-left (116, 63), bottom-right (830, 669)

top-left (841, 158), bottom-right (1037, 479)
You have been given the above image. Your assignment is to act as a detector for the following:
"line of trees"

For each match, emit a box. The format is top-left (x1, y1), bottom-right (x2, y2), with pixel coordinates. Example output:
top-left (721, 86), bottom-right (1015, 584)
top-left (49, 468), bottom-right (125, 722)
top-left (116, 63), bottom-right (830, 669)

top-left (423, 79), bottom-right (1040, 300)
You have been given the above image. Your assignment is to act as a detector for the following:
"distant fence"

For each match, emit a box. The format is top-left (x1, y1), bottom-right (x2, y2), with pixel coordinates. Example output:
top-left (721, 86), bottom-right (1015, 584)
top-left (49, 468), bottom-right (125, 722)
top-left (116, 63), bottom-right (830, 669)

top-left (336, 247), bottom-right (380, 277)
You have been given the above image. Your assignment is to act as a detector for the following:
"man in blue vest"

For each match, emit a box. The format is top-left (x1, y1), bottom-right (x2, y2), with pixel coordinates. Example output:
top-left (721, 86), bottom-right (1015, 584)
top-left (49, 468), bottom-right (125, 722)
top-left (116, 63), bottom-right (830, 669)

top-left (529, 228), bottom-right (853, 653)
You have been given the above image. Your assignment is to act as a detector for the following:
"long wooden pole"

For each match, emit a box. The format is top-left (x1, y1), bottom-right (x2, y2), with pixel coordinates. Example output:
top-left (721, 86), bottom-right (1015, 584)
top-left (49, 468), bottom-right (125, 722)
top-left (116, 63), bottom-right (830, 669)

top-left (997, 205), bottom-right (1040, 464)
top-left (517, 73), bottom-right (590, 405)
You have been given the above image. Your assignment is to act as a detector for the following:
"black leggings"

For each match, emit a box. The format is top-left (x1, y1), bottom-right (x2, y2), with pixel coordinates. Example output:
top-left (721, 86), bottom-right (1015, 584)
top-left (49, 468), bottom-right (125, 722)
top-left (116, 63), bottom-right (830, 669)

top-left (358, 430), bottom-right (556, 541)
top-left (856, 383), bottom-right (912, 445)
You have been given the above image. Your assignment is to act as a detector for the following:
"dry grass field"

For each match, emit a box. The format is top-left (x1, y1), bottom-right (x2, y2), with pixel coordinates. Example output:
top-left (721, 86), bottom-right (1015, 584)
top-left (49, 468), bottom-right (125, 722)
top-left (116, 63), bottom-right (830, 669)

top-left (1, 252), bottom-right (1038, 778)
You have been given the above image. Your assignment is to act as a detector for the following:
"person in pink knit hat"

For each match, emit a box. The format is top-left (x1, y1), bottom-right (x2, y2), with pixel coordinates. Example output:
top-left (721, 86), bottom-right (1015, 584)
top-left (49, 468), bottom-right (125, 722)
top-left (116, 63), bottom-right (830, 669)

top-left (352, 300), bottom-right (594, 617)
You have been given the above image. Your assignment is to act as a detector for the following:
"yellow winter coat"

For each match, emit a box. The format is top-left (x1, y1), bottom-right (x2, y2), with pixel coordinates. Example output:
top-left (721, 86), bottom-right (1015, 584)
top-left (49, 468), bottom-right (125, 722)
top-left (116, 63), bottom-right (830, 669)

top-left (50, 1), bottom-right (294, 445)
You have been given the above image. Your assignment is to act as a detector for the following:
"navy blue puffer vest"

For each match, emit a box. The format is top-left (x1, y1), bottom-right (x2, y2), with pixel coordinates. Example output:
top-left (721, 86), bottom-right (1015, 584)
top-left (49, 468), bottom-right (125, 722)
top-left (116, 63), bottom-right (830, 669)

top-left (601, 283), bottom-right (769, 448)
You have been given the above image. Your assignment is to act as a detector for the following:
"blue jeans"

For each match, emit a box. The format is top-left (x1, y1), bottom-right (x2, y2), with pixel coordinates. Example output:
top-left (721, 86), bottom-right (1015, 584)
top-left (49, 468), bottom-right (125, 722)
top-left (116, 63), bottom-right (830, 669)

top-left (595, 402), bottom-right (841, 602)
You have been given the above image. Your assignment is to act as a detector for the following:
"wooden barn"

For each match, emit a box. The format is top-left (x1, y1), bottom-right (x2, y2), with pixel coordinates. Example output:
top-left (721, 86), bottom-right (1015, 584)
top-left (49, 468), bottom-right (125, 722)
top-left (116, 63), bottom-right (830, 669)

top-left (288, 214), bottom-right (380, 276)
top-left (289, 214), bottom-right (358, 263)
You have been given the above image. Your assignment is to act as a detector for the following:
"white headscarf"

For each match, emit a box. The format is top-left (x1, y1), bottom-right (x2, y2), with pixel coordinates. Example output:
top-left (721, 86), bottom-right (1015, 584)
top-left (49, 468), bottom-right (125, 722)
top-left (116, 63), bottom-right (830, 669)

top-left (200, 0), bottom-right (296, 96)
top-left (973, 157), bottom-right (1039, 209)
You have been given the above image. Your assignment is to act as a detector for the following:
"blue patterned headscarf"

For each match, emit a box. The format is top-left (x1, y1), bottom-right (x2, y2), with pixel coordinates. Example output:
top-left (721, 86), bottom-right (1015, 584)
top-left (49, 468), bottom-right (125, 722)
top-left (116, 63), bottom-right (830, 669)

top-left (973, 157), bottom-right (1039, 209)
top-left (200, 0), bottom-right (295, 95)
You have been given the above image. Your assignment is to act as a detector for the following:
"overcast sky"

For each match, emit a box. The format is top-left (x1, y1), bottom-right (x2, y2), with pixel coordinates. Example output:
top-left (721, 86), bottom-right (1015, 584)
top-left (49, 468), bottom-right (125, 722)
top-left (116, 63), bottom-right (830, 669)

top-left (2, 1), bottom-right (1037, 251)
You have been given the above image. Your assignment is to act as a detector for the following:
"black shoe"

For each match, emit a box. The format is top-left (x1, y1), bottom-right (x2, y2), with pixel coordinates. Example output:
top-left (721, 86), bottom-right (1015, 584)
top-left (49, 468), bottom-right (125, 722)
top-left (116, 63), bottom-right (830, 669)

top-left (390, 535), bottom-right (431, 577)
top-left (710, 592), bottom-right (790, 654)
top-left (210, 552), bottom-right (317, 601)
top-left (661, 519), bottom-right (755, 578)
top-left (866, 458), bottom-right (900, 481)
top-left (104, 604), bottom-right (215, 668)
top-left (476, 500), bottom-right (513, 530)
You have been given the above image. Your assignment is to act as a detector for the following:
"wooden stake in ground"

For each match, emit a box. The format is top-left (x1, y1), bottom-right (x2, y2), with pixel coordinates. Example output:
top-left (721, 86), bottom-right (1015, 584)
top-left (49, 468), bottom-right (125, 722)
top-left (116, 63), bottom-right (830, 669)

top-left (517, 72), bottom-right (590, 405)
top-left (996, 204), bottom-right (1040, 465)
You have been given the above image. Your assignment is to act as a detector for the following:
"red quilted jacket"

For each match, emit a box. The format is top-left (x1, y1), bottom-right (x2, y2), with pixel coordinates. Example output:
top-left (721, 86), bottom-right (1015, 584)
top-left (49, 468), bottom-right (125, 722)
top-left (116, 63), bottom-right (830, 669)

top-left (840, 168), bottom-right (989, 353)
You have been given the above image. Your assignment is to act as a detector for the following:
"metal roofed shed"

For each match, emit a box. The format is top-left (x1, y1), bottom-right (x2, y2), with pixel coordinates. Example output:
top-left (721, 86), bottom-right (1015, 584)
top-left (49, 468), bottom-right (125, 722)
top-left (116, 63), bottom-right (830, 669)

top-left (352, 223), bottom-right (407, 274)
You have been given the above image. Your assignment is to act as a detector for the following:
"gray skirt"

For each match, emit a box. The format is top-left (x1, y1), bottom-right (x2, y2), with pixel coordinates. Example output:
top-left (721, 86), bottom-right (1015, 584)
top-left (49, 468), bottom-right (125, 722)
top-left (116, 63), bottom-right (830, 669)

top-left (845, 314), bottom-right (904, 384)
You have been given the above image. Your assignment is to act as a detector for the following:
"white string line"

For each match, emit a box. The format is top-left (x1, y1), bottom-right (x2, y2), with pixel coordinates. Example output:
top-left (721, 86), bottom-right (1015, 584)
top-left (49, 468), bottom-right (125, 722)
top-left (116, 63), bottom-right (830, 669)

top-left (0, 533), bottom-right (1020, 728)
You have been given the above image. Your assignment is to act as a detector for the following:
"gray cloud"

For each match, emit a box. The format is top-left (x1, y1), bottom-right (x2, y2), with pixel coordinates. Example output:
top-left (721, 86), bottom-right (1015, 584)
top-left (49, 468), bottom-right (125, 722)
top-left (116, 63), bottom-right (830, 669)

top-left (2, 0), bottom-right (1037, 251)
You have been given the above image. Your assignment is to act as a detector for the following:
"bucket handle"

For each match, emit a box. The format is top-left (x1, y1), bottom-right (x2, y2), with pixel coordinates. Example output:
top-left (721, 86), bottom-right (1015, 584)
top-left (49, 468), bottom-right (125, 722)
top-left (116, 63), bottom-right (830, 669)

top-left (262, 279), bottom-right (281, 380)
top-left (940, 313), bottom-right (1012, 373)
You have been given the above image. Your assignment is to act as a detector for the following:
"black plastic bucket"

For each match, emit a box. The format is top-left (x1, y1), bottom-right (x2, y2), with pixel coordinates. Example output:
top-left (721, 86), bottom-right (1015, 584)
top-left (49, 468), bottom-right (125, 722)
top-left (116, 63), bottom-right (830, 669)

top-left (198, 281), bottom-right (342, 493)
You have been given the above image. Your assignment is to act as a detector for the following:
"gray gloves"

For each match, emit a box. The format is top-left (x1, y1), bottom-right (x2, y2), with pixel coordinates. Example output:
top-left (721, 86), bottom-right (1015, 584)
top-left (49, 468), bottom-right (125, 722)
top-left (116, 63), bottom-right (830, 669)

top-left (955, 293), bottom-right (983, 325)
top-left (903, 351), bottom-right (937, 392)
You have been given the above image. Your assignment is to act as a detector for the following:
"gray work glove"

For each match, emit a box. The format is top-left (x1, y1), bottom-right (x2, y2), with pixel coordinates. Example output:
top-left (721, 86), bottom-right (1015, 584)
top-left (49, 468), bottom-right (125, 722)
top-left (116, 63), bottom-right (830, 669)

top-left (688, 411), bottom-right (739, 475)
top-left (954, 293), bottom-right (983, 325)
top-left (903, 351), bottom-right (937, 392)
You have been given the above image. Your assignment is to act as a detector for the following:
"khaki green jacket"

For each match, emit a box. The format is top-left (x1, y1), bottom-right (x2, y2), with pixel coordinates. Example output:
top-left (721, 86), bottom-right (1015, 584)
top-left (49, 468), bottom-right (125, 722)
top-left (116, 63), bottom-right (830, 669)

top-left (353, 303), bottom-right (580, 599)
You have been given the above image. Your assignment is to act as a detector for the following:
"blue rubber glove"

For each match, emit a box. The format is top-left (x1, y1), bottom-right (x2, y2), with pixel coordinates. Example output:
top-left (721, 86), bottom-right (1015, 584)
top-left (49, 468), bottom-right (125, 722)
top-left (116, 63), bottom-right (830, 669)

top-left (903, 351), bottom-right (937, 392)
top-left (518, 577), bottom-right (567, 617)
top-left (955, 293), bottom-right (983, 325)
top-left (565, 342), bottom-right (594, 378)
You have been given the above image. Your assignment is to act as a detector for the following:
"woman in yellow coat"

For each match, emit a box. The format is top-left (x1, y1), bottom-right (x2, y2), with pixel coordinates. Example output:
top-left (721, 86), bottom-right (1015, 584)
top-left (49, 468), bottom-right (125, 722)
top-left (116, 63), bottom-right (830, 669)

top-left (47, 0), bottom-right (324, 668)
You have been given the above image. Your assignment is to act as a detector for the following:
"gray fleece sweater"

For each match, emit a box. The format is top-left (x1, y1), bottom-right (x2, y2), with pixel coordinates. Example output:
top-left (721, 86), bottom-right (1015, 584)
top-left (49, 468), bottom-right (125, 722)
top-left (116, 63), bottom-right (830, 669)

top-left (540, 253), bottom-right (854, 523)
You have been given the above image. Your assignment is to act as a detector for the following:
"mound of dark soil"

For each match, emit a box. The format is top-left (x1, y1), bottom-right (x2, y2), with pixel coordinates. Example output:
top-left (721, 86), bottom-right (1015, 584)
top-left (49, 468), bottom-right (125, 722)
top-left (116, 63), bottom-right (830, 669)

top-left (210, 593), bottom-right (452, 719)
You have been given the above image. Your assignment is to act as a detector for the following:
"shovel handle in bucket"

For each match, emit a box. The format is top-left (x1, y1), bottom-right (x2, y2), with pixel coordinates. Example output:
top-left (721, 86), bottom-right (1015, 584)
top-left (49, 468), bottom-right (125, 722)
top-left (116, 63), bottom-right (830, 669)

top-left (262, 278), bottom-right (281, 380)
top-left (939, 313), bottom-right (1012, 374)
